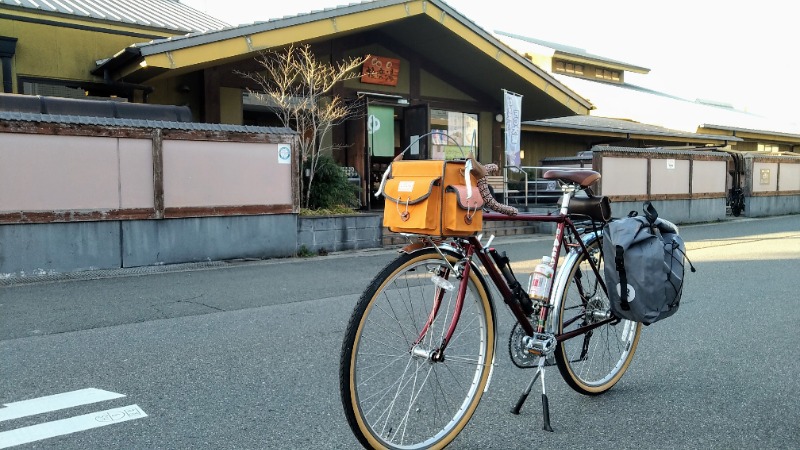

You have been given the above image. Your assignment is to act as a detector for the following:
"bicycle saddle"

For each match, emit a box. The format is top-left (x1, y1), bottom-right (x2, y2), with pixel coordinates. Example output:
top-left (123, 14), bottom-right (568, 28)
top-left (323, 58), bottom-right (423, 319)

top-left (543, 169), bottom-right (600, 187)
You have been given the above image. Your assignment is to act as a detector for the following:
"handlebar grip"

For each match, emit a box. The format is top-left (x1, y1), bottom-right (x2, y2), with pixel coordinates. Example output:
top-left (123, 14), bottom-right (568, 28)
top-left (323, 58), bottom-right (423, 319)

top-left (477, 177), bottom-right (518, 215)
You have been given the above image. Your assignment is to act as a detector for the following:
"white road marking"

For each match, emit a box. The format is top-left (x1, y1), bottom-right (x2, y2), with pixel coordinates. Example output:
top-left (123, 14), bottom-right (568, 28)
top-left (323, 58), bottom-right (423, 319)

top-left (0, 388), bottom-right (125, 422)
top-left (0, 404), bottom-right (147, 449)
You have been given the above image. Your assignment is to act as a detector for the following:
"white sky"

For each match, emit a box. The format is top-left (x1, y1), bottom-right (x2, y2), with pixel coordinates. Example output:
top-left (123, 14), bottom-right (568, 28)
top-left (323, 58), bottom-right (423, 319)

top-left (182, 0), bottom-right (798, 123)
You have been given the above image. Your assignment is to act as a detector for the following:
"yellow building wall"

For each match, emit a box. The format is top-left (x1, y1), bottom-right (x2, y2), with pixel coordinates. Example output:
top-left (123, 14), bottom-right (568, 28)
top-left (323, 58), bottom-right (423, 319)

top-left (146, 72), bottom-right (204, 120)
top-left (0, 14), bottom-right (176, 92)
top-left (520, 131), bottom-right (588, 165)
top-left (479, 111), bottom-right (494, 164)
top-left (420, 69), bottom-right (474, 101)
top-left (220, 87), bottom-right (243, 125)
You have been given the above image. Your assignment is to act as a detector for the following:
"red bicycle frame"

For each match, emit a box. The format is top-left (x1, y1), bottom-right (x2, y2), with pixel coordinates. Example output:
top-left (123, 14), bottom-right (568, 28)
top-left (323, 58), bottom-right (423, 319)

top-left (413, 209), bottom-right (614, 357)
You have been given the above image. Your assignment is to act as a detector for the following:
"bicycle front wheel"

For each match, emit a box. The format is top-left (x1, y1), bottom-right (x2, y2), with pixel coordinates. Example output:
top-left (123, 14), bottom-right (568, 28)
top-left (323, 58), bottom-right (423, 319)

top-left (555, 236), bottom-right (641, 395)
top-left (340, 249), bottom-right (495, 450)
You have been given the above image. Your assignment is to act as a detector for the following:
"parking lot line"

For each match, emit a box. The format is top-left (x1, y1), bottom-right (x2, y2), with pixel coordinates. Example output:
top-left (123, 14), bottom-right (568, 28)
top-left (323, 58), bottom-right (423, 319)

top-left (0, 388), bottom-right (125, 422)
top-left (0, 404), bottom-right (147, 448)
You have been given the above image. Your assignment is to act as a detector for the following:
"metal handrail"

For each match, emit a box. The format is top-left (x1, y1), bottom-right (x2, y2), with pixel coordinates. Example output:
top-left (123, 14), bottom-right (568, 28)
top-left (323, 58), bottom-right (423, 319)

top-left (502, 165), bottom-right (587, 206)
top-left (503, 166), bottom-right (528, 205)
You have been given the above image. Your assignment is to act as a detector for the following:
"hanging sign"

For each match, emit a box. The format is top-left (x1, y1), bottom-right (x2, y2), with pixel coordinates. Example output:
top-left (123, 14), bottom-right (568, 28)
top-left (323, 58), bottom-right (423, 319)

top-left (361, 55), bottom-right (400, 86)
top-left (504, 90), bottom-right (523, 167)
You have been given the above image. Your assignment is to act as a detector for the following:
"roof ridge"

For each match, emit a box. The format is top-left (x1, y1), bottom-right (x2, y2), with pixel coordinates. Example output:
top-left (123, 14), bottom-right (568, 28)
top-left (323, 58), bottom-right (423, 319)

top-left (0, 111), bottom-right (295, 134)
top-left (0, 0), bottom-right (230, 33)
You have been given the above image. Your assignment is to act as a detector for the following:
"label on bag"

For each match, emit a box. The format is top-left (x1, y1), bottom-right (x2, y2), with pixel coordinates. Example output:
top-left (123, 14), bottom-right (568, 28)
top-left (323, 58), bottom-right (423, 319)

top-left (398, 181), bottom-right (415, 192)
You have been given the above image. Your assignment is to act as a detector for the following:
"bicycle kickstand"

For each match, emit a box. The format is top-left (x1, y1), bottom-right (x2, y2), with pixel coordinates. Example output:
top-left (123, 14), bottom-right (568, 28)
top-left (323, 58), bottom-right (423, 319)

top-left (510, 356), bottom-right (554, 432)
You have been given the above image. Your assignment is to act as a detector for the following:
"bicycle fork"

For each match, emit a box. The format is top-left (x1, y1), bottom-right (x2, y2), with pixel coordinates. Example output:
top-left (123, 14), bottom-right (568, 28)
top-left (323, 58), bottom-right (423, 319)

top-left (413, 243), bottom-right (474, 361)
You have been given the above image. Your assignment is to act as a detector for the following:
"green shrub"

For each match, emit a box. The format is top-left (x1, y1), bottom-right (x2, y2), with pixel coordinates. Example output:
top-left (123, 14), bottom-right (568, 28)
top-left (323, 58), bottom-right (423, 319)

top-left (296, 245), bottom-right (315, 258)
top-left (298, 206), bottom-right (356, 216)
top-left (303, 155), bottom-right (359, 210)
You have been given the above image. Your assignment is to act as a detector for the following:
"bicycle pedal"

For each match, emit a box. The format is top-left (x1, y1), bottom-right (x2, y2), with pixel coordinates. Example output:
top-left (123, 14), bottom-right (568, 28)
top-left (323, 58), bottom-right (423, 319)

top-left (523, 333), bottom-right (557, 356)
top-left (509, 324), bottom-right (556, 368)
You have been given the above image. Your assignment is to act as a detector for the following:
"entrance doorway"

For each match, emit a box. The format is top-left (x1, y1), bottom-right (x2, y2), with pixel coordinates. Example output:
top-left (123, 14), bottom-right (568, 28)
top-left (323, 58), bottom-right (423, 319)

top-left (364, 103), bottom-right (431, 209)
top-left (352, 103), bottom-right (481, 209)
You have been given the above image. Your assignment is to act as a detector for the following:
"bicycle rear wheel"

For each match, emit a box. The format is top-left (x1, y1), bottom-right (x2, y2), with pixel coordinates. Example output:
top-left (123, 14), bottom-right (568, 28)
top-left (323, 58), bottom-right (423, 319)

top-left (340, 249), bottom-right (495, 450)
top-left (554, 236), bottom-right (641, 395)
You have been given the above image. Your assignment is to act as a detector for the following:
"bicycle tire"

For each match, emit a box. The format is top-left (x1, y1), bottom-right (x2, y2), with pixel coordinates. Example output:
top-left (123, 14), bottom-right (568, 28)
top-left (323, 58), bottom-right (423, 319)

top-left (340, 248), bottom-right (495, 449)
top-left (554, 236), bottom-right (642, 395)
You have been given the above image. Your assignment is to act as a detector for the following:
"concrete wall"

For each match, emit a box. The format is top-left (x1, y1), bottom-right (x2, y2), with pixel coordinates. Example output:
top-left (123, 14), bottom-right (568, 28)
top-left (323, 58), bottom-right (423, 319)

top-left (744, 154), bottom-right (800, 217)
top-left (0, 134), bottom-right (148, 211)
top-left (594, 147), bottom-right (730, 224)
top-left (745, 195), bottom-right (800, 218)
top-left (595, 147), bottom-right (800, 223)
top-left (122, 215), bottom-right (297, 267)
top-left (0, 130), bottom-right (294, 219)
top-left (297, 214), bottom-right (383, 254)
top-left (0, 215), bottom-right (299, 275)
top-left (0, 122), bottom-right (299, 276)
top-left (0, 221), bottom-right (122, 275)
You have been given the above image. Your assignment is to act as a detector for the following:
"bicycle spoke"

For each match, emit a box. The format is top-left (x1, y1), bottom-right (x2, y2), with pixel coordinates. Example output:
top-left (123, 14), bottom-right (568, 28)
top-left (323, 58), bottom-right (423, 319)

top-left (555, 237), bottom-right (641, 394)
top-left (342, 251), bottom-right (493, 449)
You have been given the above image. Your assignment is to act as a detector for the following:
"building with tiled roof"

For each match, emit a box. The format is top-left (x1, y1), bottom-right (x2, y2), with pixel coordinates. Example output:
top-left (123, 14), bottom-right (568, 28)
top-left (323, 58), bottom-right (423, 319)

top-left (0, 0), bottom-right (229, 33)
top-left (495, 30), bottom-right (800, 157)
top-left (3, 0), bottom-right (791, 211)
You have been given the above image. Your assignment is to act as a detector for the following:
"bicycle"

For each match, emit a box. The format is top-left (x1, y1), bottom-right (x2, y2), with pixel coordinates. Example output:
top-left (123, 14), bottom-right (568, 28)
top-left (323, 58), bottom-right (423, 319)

top-left (340, 160), bottom-right (641, 449)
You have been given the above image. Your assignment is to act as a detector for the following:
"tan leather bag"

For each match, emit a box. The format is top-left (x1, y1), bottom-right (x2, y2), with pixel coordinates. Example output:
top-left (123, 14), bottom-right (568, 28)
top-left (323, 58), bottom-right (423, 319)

top-left (381, 159), bottom-right (483, 236)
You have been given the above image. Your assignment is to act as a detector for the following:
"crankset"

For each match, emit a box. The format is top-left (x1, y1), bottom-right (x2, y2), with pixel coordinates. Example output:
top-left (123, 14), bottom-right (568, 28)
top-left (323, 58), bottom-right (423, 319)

top-left (508, 323), bottom-right (555, 368)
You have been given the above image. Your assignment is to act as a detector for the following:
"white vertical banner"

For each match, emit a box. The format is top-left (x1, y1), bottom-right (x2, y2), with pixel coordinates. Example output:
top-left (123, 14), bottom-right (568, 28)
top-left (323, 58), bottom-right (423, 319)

top-left (503, 90), bottom-right (522, 167)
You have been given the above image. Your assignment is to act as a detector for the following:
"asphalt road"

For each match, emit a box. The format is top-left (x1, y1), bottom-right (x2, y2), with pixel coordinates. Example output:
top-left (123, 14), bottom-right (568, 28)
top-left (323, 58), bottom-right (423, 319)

top-left (1, 215), bottom-right (799, 449)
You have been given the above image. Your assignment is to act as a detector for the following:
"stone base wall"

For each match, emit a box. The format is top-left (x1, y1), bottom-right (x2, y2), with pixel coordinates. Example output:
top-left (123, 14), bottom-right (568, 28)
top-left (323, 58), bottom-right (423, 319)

top-left (1, 214), bottom-right (296, 277)
top-left (297, 214), bottom-right (383, 254)
top-left (745, 195), bottom-right (800, 217)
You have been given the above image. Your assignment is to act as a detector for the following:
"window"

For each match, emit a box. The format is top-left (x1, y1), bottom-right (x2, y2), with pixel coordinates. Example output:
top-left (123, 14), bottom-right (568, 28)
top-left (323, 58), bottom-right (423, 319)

top-left (21, 79), bottom-right (128, 102)
top-left (757, 143), bottom-right (780, 153)
top-left (430, 109), bottom-right (479, 159)
top-left (23, 80), bottom-right (86, 99)
top-left (595, 69), bottom-right (621, 81)
top-left (554, 61), bottom-right (583, 75)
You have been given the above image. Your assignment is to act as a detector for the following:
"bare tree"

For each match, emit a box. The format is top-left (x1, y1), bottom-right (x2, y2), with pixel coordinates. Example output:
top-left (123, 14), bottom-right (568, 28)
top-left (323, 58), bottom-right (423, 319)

top-left (242, 44), bottom-right (367, 209)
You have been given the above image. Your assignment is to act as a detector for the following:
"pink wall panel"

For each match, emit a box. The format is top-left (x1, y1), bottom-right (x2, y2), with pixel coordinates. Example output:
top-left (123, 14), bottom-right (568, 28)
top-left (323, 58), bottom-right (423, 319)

top-left (651, 159), bottom-right (690, 195)
top-left (162, 140), bottom-right (291, 208)
top-left (118, 139), bottom-right (154, 209)
top-left (601, 158), bottom-right (648, 196)
top-left (752, 162), bottom-right (779, 193)
top-left (692, 160), bottom-right (727, 194)
top-left (0, 133), bottom-right (120, 212)
top-left (778, 163), bottom-right (800, 191)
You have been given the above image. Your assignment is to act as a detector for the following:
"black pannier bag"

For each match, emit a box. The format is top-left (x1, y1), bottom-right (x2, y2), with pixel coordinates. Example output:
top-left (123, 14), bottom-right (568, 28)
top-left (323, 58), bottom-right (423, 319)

top-left (602, 202), bottom-right (695, 325)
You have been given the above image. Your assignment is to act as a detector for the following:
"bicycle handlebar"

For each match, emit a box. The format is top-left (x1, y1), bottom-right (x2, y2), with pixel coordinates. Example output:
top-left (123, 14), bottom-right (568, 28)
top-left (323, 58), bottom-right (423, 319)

top-left (471, 159), bottom-right (519, 216)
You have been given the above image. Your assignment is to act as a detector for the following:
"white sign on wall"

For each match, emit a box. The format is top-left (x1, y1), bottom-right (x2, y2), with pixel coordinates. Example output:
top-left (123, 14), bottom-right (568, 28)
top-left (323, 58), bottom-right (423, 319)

top-left (278, 144), bottom-right (291, 165)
